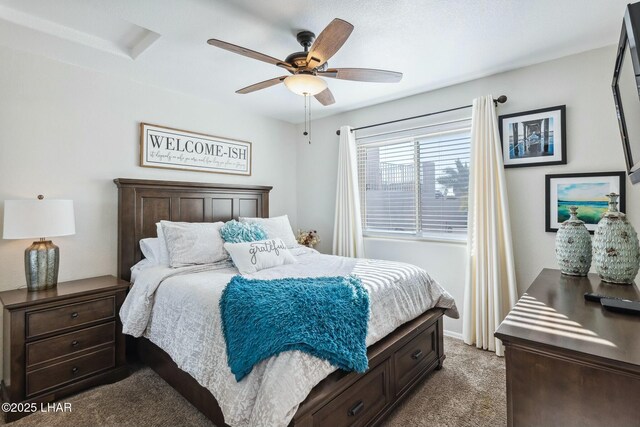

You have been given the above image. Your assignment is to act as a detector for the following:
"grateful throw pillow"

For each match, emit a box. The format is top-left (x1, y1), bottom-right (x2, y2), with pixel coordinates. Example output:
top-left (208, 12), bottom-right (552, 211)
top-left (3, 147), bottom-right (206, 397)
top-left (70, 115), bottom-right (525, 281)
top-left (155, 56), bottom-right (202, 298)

top-left (224, 238), bottom-right (297, 275)
top-left (238, 215), bottom-right (298, 248)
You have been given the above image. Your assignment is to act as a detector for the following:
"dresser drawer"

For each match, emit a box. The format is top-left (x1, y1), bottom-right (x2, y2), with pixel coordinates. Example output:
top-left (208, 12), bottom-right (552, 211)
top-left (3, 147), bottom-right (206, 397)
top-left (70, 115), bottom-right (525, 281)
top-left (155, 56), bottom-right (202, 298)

top-left (26, 322), bottom-right (116, 367)
top-left (312, 361), bottom-right (390, 427)
top-left (26, 346), bottom-right (115, 396)
top-left (26, 296), bottom-right (115, 338)
top-left (394, 323), bottom-right (437, 394)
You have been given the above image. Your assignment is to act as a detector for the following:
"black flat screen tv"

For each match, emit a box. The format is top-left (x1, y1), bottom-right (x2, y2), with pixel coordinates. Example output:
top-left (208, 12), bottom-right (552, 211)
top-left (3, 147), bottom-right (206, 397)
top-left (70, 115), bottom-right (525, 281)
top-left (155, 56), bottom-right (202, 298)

top-left (613, 2), bottom-right (640, 184)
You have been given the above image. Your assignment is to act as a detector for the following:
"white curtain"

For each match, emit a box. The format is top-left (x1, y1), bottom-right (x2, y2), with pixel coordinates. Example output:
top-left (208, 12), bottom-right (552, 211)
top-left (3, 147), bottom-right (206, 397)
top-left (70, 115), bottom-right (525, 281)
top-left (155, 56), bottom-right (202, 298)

top-left (463, 95), bottom-right (518, 357)
top-left (333, 125), bottom-right (365, 258)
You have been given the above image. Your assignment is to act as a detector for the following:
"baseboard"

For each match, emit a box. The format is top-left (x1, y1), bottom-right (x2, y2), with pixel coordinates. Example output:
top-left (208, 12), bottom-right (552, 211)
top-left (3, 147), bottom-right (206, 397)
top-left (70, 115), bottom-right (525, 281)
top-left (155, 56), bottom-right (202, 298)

top-left (443, 329), bottom-right (463, 340)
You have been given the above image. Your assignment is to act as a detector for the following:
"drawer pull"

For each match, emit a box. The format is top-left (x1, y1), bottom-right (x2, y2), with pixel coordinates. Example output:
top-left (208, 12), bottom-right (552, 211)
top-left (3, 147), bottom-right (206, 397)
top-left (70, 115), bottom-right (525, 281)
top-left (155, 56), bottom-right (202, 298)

top-left (71, 340), bottom-right (80, 347)
top-left (71, 312), bottom-right (79, 319)
top-left (411, 349), bottom-right (423, 360)
top-left (71, 366), bottom-right (79, 375)
top-left (348, 400), bottom-right (364, 417)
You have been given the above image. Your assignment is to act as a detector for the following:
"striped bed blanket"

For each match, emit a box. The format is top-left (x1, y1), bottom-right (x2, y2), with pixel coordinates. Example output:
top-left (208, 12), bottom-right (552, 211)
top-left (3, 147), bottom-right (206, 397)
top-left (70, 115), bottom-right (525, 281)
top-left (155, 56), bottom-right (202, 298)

top-left (353, 258), bottom-right (425, 289)
top-left (351, 258), bottom-right (459, 345)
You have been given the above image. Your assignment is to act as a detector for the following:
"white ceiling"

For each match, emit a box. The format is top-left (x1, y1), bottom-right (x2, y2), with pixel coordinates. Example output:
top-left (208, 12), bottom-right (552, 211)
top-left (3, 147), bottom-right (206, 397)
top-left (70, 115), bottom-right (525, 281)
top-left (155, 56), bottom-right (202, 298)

top-left (0, 0), bottom-right (629, 123)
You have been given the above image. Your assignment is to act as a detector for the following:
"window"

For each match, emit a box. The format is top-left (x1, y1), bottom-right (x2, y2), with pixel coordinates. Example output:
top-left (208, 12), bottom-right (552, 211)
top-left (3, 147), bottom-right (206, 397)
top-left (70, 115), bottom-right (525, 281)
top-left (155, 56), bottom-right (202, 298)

top-left (357, 119), bottom-right (471, 239)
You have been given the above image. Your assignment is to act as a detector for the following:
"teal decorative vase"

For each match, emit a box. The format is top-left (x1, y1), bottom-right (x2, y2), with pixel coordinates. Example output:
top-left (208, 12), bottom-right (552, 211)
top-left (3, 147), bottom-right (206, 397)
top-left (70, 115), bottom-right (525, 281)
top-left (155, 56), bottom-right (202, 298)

top-left (555, 206), bottom-right (592, 276)
top-left (593, 193), bottom-right (640, 284)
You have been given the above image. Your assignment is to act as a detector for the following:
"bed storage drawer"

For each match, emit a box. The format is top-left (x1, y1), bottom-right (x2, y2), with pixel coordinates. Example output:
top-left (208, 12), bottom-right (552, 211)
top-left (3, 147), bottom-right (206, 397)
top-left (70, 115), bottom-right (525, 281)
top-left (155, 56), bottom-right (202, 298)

top-left (312, 361), bottom-right (390, 427)
top-left (26, 322), bottom-right (116, 367)
top-left (393, 322), bottom-right (438, 395)
top-left (26, 296), bottom-right (115, 338)
top-left (26, 346), bottom-right (115, 396)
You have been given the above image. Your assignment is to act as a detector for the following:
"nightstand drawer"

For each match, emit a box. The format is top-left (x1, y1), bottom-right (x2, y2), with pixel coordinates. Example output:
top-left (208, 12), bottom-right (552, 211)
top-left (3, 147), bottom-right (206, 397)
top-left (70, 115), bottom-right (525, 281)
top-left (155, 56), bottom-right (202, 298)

top-left (26, 346), bottom-right (115, 396)
top-left (26, 296), bottom-right (115, 338)
top-left (26, 322), bottom-right (116, 367)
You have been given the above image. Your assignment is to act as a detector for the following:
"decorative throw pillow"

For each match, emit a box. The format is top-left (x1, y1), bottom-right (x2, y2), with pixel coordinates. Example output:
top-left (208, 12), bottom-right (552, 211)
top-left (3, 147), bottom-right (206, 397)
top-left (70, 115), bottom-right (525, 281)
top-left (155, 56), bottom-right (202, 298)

top-left (140, 237), bottom-right (164, 265)
top-left (224, 238), bottom-right (297, 275)
top-left (238, 215), bottom-right (298, 248)
top-left (161, 221), bottom-right (227, 267)
top-left (220, 220), bottom-right (268, 243)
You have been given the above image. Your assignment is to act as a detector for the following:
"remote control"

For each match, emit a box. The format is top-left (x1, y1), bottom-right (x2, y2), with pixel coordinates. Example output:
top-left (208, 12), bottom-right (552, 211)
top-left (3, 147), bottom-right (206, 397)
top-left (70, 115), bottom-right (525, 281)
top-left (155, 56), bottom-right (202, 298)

top-left (583, 292), bottom-right (629, 303)
top-left (601, 298), bottom-right (640, 316)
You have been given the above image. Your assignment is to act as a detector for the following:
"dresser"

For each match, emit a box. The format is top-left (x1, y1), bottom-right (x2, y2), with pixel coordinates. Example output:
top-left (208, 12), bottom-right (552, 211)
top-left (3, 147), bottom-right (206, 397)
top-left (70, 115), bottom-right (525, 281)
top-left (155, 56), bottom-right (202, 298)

top-left (495, 269), bottom-right (640, 427)
top-left (0, 276), bottom-right (129, 422)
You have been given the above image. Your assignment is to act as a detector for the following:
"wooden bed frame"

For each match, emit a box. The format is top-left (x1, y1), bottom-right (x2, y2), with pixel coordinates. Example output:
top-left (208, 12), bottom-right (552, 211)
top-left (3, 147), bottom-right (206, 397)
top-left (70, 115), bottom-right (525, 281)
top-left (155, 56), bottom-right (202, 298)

top-left (114, 178), bottom-right (446, 427)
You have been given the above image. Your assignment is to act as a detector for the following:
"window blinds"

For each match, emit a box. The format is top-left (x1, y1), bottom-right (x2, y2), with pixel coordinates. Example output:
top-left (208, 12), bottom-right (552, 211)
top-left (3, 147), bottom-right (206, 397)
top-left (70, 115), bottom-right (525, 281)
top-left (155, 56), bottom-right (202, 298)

top-left (356, 118), bottom-right (471, 239)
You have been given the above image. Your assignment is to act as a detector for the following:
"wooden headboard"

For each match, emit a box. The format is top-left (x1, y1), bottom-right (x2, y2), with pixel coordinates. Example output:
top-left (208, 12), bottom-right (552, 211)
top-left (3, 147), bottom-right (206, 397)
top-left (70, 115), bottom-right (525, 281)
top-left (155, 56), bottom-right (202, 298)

top-left (114, 178), bottom-right (272, 282)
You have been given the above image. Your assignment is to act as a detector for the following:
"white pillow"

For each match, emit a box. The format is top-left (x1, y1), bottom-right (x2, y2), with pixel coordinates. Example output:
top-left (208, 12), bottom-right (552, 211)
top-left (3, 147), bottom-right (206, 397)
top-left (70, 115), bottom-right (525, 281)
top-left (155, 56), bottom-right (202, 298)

top-left (155, 223), bottom-right (171, 266)
top-left (239, 215), bottom-right (297, 248)
top-left (161, 221), bottom-right (227, 267)
top-left (224, 238), bottom-right (297, 275)
top-left (130, 258), bottom-right (153, 283)
top-left (140, 238), bottom-right (162, 265)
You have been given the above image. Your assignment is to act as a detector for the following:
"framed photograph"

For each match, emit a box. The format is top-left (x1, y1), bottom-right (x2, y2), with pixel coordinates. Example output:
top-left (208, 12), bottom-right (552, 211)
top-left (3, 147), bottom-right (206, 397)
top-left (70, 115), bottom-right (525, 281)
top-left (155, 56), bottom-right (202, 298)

top-left (499, 105), bottom-right (566, 168)
top-left (140, 123), bottom-right (252, 176)
top-left (545, 172), bottom-right (626, 233)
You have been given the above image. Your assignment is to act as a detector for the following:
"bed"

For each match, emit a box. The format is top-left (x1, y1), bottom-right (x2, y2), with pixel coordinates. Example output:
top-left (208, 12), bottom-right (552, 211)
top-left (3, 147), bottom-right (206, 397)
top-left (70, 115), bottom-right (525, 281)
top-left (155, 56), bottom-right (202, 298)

top-left (114, 178), bottom-right (457, 427)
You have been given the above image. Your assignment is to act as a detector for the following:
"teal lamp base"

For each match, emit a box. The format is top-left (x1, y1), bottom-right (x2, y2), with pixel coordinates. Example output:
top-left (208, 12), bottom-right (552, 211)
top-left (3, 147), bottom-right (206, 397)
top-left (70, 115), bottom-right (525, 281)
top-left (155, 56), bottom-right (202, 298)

top-left (24, 240), bottom-right (59, 291)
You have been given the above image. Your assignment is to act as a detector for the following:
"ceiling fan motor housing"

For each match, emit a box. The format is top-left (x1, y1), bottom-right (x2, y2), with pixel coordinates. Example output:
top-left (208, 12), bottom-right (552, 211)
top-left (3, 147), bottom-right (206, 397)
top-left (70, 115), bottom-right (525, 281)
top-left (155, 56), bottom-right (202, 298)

top-left (285, 52), bottom-right (328, 71)
top-left (284, 31), bottom-right (327, 72)
top-left (285, 52), bottom-right (311, 69)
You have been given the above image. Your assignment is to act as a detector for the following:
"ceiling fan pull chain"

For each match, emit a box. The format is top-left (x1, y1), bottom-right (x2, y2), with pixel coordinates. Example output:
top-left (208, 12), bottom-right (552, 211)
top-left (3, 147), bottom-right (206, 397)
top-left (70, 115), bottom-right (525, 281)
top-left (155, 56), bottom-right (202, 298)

top-left (308, 94), bottom-right (312, 144)
top-left (303, 94), bottom-right (309, 138)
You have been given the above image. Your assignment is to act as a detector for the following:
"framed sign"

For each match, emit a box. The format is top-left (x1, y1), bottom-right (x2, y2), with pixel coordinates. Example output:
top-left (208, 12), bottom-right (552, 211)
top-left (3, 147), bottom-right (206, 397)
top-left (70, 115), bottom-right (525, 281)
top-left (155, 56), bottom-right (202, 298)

top-left (140, 123), bottom-right (252, 176)
top-left (545, 171), bottom-right (626, 233)
top-left (499, 105), bottom-right (566, 168)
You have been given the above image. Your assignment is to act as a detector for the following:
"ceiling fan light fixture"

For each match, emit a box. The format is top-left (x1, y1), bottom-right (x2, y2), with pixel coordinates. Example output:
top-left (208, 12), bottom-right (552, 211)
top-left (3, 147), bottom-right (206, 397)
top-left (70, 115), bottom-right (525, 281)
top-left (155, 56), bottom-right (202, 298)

top-left (284, 74), bottom-right (327, 96)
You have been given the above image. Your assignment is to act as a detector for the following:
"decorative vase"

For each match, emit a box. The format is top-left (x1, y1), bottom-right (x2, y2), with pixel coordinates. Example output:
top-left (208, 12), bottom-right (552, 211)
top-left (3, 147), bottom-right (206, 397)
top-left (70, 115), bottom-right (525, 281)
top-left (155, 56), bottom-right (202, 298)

top-left (593, 193), bottom-right (640, 284)
top-left (555, 206), bottom-right (592, 276)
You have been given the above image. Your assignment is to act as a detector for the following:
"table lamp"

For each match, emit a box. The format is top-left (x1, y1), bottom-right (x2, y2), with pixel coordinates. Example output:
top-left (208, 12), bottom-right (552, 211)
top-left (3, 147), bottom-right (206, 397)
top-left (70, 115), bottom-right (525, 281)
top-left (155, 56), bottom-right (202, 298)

top-left (3, 196), bottom-right (75, 291)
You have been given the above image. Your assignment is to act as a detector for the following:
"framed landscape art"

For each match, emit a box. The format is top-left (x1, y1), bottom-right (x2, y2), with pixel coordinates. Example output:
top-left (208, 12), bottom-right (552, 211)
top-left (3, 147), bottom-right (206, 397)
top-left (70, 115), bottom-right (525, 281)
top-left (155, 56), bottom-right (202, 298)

top-left (545, 172), bottom-right (626, 232)
top-left (499, 105), bottom-right (566, 168)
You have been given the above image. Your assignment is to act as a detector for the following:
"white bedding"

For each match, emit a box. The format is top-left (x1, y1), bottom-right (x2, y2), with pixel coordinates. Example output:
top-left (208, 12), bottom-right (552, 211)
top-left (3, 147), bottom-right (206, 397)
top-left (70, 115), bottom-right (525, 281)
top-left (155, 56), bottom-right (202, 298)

top-left (120, 247), bottom-right (458, 427)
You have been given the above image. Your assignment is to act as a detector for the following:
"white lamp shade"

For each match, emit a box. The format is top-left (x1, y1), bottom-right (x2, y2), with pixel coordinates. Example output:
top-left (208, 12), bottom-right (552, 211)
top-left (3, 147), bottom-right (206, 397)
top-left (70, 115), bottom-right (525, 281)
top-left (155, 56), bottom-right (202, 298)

top-left (3, 199), bottom-right (75, 239)
top-left (284, 74), bottom-right (327, 96)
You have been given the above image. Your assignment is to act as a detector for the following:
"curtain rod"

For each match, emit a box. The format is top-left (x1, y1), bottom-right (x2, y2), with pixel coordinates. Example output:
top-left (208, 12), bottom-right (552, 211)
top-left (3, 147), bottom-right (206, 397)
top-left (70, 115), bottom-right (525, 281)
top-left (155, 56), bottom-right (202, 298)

top-left (336, 95), bottom-right (507, 136)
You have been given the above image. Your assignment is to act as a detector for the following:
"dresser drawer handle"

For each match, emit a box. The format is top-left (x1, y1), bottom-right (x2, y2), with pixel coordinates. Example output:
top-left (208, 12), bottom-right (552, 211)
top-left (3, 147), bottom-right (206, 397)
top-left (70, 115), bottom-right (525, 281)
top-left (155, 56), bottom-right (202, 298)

top-left (411, 349), bottom-right (423, 360)
top-left (71, 340), bottom-right (80, 347)
top-left (71, 367), bottom-right (79, 375)
top-left (71, 312), bottom-right (79, 319)
top-left (348, 400), bottom-right (364, 417)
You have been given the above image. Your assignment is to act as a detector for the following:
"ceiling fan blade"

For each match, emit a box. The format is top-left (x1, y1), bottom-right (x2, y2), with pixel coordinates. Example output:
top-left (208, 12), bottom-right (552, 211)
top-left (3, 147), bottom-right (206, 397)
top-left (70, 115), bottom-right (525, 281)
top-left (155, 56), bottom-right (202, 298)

top-left (236, 76), bottom-right (287, 94)
top-left (314, 88), bottom-right (335, 106)
top-left (319, 68), bottom-right (403, 83)
top-left (207, 38), bottom-right (294, 72)
top-left (306, 19), bottom-right (354, 69)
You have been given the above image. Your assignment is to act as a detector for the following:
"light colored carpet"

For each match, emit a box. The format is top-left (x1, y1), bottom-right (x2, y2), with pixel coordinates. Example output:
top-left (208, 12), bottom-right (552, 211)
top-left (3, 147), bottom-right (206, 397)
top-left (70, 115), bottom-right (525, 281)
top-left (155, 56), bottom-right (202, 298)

top-left (384, 337), bottom-right (506, 427)
top-left (4, 337), bottom-right (506, 427)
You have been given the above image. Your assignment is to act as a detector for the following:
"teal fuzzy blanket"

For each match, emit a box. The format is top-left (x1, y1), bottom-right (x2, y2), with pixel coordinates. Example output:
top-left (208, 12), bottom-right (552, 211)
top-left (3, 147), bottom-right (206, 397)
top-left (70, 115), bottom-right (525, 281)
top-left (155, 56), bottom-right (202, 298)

top-left (220, 275), bottom-right (370, 382)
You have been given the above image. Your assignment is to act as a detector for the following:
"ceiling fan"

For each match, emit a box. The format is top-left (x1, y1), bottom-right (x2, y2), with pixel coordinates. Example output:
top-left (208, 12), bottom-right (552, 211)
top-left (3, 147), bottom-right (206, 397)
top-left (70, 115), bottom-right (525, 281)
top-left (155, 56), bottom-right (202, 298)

top-left (207, 18), bottom-right (403, 106)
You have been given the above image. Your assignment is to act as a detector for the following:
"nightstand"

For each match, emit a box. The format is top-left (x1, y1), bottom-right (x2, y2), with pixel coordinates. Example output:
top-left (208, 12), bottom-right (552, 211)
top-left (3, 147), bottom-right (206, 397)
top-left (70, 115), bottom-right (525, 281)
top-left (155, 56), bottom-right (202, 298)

top-left (0, 275), bottom-right (130, 422)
